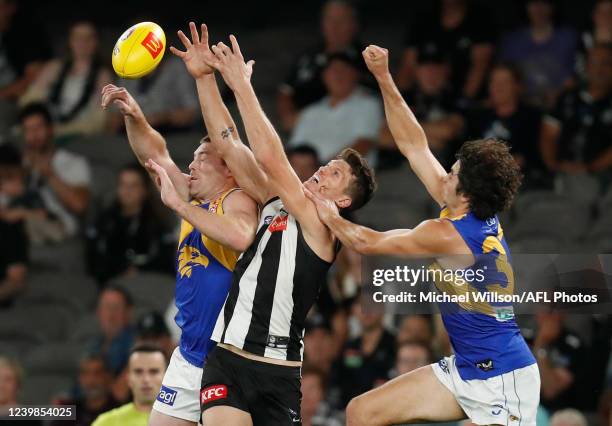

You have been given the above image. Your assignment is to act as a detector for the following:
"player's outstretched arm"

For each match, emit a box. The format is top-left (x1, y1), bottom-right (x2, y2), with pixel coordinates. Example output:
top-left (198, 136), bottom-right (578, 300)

top-left (101, 84), bottom-right (189, 201)
top-left (145, 159), bottom-right (258, 252)
top-left (208, 37), bottom-right (323, 231)
top-left (171, 22), bottom-right (270, 205)
top-left (363, 45), bottom-right (447, 206)
top-left (305, 188), bottom-right (455, 257)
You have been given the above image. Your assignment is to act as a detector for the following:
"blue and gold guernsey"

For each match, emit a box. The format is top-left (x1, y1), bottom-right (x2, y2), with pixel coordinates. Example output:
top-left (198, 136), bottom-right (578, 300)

top-left (430, 207), bottom-right (536, 380)
top-left (175, 189), bottom-right (240, 367)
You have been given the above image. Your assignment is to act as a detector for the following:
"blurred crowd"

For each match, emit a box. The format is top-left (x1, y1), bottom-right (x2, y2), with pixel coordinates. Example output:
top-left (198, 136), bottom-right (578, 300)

top-left (0, 0), bottom-right (611, 425)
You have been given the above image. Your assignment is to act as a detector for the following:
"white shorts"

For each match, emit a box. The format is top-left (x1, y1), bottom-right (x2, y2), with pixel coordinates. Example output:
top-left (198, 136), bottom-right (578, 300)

top-left (431, 355), bottom-right (540, 426)
top-left (152, 347), bottom-right (203, 422)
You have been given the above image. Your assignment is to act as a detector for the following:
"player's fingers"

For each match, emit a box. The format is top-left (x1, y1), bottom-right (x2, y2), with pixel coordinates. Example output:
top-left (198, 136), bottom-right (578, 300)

top-left (211, 45), bottom-right (228, 64)
top-left (169, 46), bottom-right (186, 58)
top-left (229, 35), bottom-right (242, 58)
top-left (246, 59), bottom-right (255, 73)
top-left (189, 21), bottom-right (200, 44)
top-left (217, 42), bottom-right (231, 56)
top-left (201, 24), bottom-right (209, 46)
top-left (177, 30), bottom-right (192, 49)
top-left (113, 99), bottom-right (130, 113)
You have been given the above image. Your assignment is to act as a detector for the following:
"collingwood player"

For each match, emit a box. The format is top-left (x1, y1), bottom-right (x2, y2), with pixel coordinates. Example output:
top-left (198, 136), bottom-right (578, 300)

top-left (305, 46), bottom-right (539, 426)
top-left (100, 23), bottom-right (260, 424)
top-left (196, 34), bottom-right (376, 425)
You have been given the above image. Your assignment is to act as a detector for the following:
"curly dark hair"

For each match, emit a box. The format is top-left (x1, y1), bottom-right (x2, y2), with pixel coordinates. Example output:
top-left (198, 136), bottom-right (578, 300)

top-left (455, 139), bottom-right (522, 220)
top-left (337, 148), bottom-right (377, 212)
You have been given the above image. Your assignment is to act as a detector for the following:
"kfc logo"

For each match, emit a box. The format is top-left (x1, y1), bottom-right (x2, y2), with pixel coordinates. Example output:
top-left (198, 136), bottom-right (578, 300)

top-left (141, 31), bottom-right (164, 59)
top-left (268, 214), bottom-right (288, 232)
top-left (201, 385), bottom-right (227, 404)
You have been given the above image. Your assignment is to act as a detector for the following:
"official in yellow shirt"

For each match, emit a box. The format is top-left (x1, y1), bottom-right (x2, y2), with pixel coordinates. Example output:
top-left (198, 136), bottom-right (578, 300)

top-left (93, 344), bottom-right (167, 426)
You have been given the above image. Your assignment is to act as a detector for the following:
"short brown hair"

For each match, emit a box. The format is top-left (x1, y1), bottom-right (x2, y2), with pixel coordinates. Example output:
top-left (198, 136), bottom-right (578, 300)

top-left (456, 139), bottom-right (522, 220)
top-left (337, 148), bottom-right (376, 212)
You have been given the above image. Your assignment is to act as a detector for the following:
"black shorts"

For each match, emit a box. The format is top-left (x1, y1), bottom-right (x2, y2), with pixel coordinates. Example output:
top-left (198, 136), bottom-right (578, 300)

top-left (200, 346), bottom-right (302, 426)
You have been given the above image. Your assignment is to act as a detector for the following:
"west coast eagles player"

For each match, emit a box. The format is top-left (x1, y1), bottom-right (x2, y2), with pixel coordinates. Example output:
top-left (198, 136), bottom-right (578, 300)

top-left (100, 28), bottom-right (259, 424)
top-left (306, 46), bottom-right (540, 426)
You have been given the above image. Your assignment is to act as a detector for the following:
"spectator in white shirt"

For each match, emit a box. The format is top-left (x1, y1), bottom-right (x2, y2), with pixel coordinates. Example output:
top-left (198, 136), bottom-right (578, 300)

top-left (290, 51), bottom-right (383, 162)
top-left (18, 102), bottom-right (91, 239)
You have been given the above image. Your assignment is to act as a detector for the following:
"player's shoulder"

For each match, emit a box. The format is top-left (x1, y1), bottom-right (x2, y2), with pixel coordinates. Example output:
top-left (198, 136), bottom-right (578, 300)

top-left (223, 188), bottom-right (260, 212)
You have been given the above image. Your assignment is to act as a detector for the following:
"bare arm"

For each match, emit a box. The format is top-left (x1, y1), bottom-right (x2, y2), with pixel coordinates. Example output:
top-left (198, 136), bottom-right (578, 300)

top-left (169, 22), bottom-right (271, 205)
top-left (305, 188), bottom-right (458, 257)
top-left (363, 45), bottom-right (447, 206)
top-left (146, 159), bottom-right (258, 252)
top-left (101, 84), bottom-right (189, 201)
top-left (209, 38), bottom-right (319, 225)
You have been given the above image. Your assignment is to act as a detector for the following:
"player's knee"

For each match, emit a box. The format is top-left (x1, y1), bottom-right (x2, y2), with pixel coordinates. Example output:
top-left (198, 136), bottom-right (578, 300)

top-left (346, 395), bottom-right (372, 426)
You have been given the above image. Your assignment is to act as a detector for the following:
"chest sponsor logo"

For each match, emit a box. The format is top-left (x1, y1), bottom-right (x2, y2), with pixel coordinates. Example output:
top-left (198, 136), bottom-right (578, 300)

top-left (268, 213), bottom-right (288, 232)
top-left (201, 385), bottom-right (227, 404)
top-left (141, 31), bottom-right (164, 59)
top-left (156, 385), bottom-right (177, 406)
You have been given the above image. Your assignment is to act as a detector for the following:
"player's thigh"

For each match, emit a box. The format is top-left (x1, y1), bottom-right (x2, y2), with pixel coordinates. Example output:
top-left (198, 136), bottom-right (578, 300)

top-left (347, 365), bottom-right (466, 426)
top-left (148, 408), bottom-right (197, 426)
top-left (202, 405), bottom-right (253, 426)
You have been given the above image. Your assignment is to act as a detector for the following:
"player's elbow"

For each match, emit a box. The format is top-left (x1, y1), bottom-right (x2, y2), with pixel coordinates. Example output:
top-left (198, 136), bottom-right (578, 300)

top-left (346, 395), bottom-right (379, 426)
top-left (227, 232), bottom-right (253, 253)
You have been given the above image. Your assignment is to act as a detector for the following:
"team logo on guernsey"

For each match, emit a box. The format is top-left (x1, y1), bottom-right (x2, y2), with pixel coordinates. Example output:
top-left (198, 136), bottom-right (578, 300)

top-left (201, 385), bottom-right (227, 404)
top-left (157, 385), bottom-right (177, 406)
top-left (178, 245), bottom-right (210, 278)
top-left (269, 211), bottom-right (289, 232)
top-left (476, 359), bottom-right (494, 371)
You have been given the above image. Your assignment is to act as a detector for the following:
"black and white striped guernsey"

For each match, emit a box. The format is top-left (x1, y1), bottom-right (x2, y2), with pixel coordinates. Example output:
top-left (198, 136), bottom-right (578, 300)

top-left (211, 197), bottom-right (332, 361)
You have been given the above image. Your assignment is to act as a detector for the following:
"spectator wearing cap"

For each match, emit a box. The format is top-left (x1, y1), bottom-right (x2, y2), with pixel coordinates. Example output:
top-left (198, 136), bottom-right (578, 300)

top-left (465, 63), bottom-right (551, 189)
top-left (379, 45), bottom-right (463, 169)
top-left (499, 0), bottom-right (579, 109)
top-left (277, 0), bottom-right (365, 131)
top-left (289, 51), bottom-right (382, 163)
top-left (134, 311), bottom-right (176, 361)
top-left (397, 0), bottom-right (495, 101)
top-left (287, 144), bottom-right (321, 183)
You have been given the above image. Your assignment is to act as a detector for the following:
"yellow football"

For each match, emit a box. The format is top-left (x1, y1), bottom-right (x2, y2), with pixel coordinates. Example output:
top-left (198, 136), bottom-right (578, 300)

top-left (112, 22), bottom-right (166, 79)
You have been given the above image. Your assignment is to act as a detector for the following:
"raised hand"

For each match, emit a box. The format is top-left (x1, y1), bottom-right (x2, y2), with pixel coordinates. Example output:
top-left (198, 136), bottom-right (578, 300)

top-left (362, 45), bottom-right (390, 79)
top-left (304, 187), bottom-right (340, 225)
top-left (101, 84), bottom-right (143, 119)
top-left (208, 35), bottom-right (255, 91)
top-left (170, 22), bottom-right (216, 79)
top-left (145, 159), bottom-right (184, 211)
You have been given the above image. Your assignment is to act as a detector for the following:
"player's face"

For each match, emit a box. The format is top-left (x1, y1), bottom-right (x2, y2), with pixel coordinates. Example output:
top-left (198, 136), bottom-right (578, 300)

top-left (22, 115), bottom-right (53, 151)
top-left (442, 161), bottom-right (461, 205)
top-left (321, 2), bottom-right (357, 47)
top-left (304, 159), bottom-right (353, 209)
top-left (0, 364), bottom-right (18, 404)
top-left (188, 143), bottom-right (230, 199)
top-left (128, 352), bottom-right (166, 406)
